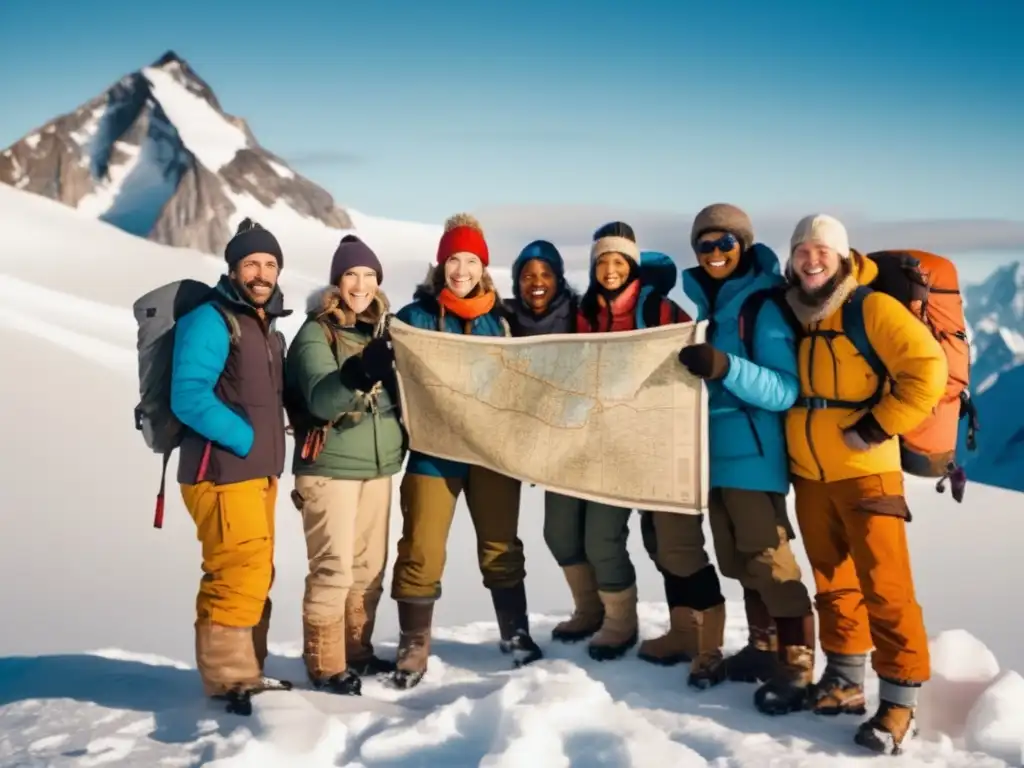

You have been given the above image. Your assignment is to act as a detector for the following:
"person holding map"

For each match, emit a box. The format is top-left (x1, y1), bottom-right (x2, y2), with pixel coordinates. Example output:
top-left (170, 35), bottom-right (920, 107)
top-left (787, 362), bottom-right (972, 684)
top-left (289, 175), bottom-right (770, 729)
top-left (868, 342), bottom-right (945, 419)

top-left (671, 203), bottom-right (814, 696)
top-left (564, 220), bottom-right (697, 663)
top-left (387, 213), bottom-right (544, 690)
top-left (503, 239), bottom-right (618, 648)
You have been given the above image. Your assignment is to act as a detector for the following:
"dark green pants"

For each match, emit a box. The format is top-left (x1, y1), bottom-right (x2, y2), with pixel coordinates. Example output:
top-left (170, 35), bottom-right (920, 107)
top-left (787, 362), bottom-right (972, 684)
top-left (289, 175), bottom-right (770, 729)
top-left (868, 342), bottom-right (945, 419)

top-left (543, 491), bottom-right (634, 592)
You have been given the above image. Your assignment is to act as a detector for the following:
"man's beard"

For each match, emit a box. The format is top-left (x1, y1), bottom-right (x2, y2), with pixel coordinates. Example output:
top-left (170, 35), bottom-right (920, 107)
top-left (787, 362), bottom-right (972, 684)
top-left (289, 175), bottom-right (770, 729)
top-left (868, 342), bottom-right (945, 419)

top-left (795, 271), bottom-right (843, 306)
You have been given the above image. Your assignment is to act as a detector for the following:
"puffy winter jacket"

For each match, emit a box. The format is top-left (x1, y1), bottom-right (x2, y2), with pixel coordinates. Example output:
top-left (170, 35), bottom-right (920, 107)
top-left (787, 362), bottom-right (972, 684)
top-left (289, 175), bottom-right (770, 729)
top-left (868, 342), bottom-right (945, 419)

top-left (681, 244), bottom-right (799, 494)
top-left (284, 287), bottom-right (406, 480)
top-left (784, 252), bottom-right (947, 482)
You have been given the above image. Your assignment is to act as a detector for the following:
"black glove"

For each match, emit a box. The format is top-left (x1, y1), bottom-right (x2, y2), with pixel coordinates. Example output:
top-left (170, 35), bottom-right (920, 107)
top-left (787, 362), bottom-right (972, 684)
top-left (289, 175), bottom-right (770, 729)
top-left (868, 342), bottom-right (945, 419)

top-left (677, 343), bottom-right (730, 380)
top-left (847, 412), bottom-right (890, 446)
top-left (359, 334), bottom-right (394, 383)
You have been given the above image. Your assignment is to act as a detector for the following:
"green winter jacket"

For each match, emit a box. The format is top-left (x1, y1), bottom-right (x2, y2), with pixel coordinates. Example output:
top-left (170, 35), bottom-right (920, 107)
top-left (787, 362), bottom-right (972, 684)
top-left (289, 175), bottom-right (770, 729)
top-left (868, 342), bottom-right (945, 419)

top-left (284, 287), bottom-right (406, 479)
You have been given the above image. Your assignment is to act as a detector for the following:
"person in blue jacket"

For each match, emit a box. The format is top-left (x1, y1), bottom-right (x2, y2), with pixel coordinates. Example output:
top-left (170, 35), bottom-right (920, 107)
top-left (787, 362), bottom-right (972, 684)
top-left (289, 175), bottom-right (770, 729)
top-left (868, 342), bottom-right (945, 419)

top-left (387, 213), bottom-right (543, 690)
top-left (669, 203), bottom-right (814, 695)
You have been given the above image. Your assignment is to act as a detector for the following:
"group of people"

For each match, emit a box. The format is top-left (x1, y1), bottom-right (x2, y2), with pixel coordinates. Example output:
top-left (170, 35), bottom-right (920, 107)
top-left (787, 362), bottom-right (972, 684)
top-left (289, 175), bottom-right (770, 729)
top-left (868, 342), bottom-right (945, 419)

top-left (167, 203), bottom-right (948, 756)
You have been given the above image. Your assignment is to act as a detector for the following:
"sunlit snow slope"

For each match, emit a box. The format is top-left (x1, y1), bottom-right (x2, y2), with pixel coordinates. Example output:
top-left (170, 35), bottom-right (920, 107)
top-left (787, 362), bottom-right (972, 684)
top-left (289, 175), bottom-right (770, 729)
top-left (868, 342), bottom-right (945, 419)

top-left (1, 185), bottom-right (1022, 767)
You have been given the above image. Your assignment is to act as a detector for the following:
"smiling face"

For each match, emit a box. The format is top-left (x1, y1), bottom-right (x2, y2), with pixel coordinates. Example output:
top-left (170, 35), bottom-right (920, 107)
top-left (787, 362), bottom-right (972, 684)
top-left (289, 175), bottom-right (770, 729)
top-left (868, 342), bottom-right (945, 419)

top-left (232, 252), bottom-right (280, 306)
top-left (594, 252), bottom-right (633, 291)
top-left (518, 259), bottom-right (558, 314)
top-left (444, 252), bottom-right (484, 297)
top-left (696, 230), bottom-right (742, 280)
top-left (338, 266), bottom-right (379, 314)
top-left (791, 241), bottom-right (842, 293)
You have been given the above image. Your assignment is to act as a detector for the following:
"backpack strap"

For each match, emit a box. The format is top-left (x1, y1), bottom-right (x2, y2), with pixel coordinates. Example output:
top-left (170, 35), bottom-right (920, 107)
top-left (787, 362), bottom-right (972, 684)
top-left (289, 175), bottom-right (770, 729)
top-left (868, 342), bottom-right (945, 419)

top-left (211, 303), bottom-right (242, 346)
top-left (737, 287), bottom-right (802, 361)
top-left (635, 284), bottom-right (658, 329)
top-left (794, 285), bottom-right (889, 412)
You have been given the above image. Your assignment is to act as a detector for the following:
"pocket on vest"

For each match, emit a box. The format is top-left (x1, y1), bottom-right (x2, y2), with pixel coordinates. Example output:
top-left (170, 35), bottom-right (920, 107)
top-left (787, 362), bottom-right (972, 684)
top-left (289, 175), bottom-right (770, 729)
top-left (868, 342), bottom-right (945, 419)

top-left (709, 410), bottom-right (763, 460)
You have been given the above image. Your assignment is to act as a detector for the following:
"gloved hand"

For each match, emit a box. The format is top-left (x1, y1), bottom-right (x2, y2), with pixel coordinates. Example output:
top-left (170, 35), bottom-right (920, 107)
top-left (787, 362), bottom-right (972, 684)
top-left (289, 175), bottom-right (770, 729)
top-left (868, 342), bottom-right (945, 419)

top-left (359, 334), bottom-right (395, 383)
top-left (842, 412), bottom-right (889, 452)
top-left (677, 343), bottom-right (730, 380)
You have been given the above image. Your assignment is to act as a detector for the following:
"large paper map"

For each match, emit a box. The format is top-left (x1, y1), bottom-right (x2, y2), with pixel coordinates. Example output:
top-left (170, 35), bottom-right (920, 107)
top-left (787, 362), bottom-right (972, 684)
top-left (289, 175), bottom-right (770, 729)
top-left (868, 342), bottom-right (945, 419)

top-left (388, 319), bottom-right (709, 514)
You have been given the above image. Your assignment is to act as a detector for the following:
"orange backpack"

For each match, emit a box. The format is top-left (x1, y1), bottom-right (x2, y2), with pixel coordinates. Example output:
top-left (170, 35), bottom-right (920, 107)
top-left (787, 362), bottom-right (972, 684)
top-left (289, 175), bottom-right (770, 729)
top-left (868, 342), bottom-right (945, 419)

top-left (851, 250), bottom-right (978, 496)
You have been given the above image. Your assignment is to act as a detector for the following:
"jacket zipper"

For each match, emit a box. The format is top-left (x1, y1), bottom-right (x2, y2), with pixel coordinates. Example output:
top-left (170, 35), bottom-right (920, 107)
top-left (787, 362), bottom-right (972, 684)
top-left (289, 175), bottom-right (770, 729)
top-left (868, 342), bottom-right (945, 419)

top-left (805, 324), bottom-right (826, 481)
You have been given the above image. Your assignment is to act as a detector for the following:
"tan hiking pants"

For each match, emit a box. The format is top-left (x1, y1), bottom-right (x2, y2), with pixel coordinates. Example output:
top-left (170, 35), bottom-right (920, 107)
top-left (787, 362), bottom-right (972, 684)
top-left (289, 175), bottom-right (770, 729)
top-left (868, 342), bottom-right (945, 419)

top-left (294, 475), bottom-right (392, 620)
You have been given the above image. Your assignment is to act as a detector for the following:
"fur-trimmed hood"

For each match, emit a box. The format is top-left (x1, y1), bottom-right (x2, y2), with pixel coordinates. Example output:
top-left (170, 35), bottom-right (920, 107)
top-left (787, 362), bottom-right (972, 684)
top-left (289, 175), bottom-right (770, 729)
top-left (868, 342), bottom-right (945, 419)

top-left (305, 285), bottom-right (390, 332)
top-left (411, 263), bottom-right (502, 306)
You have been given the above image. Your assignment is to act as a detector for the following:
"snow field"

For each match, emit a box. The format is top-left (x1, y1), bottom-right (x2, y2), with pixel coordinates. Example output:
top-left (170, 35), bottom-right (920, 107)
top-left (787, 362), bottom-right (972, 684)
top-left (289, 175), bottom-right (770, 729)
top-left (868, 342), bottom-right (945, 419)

top-left (1, 183), bottom-right (1023, 765)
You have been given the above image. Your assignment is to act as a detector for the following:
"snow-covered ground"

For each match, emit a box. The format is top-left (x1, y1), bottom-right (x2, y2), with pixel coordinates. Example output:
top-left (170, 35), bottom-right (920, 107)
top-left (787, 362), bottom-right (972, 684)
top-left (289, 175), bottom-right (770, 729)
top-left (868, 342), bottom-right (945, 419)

top-left (1, 184), bottom-right (1023, 766)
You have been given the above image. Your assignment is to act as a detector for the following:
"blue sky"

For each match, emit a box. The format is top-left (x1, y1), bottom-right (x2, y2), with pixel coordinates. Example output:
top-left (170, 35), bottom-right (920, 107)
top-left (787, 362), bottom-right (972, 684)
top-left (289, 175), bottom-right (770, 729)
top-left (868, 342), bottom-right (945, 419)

top-left (1, 0), bottom-right (1022, 228)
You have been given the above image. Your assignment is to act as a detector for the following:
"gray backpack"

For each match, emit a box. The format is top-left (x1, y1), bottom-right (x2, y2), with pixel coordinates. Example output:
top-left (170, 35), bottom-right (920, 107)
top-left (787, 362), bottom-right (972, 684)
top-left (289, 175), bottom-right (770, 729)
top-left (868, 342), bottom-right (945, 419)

top-left (132, 279), bottom-right (240, 527)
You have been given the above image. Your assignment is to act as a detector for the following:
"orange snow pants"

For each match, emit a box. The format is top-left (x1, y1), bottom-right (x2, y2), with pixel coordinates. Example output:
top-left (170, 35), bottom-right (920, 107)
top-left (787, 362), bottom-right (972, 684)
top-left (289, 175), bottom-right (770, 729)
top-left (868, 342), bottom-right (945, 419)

top-left (181, 476), bottom-right (277, 628)
top-left (793, 472), bottom-right (930, 684)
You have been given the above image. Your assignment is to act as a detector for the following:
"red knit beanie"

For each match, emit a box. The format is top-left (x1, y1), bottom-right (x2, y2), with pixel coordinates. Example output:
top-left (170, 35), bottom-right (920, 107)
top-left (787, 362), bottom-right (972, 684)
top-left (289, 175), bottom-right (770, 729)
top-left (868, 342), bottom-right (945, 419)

top-left (436, 213), bottom-right (489, 266)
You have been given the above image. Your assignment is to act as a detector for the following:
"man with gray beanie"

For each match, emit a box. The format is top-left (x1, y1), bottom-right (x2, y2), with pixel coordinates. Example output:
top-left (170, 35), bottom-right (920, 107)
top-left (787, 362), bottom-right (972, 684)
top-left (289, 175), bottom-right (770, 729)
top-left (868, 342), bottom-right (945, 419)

top-left (775, 213), bottom-right (945, 755)
top-left (170, 217), bottom-right (293, 714)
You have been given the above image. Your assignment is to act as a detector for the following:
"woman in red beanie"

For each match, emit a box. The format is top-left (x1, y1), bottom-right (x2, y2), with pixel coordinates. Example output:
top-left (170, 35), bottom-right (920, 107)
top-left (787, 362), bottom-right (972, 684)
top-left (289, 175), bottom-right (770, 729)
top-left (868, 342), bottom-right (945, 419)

top-left (388, 213), bottom-right (543, 689)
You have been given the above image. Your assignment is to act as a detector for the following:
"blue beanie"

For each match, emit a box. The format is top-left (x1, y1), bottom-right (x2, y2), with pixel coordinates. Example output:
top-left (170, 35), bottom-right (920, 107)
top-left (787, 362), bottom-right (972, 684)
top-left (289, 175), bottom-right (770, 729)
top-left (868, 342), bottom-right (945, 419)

top-left (512, 240), bottom-right (566, 294)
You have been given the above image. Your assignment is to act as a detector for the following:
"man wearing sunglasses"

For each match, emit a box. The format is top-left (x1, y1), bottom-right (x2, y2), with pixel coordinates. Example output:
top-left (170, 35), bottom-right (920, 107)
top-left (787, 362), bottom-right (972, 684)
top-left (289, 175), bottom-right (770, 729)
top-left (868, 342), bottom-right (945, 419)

top-left (671, 204), bottom-right (814, 699)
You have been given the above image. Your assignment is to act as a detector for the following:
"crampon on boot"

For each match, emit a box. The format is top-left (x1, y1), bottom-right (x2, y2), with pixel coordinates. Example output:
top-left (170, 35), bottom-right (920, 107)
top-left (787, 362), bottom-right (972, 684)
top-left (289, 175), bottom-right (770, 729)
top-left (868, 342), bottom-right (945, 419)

top-left (312, 669), bottom-right (362, 696)
top-left (854, 700), bottom-right (918, 755)
top-left (723, 589), bottom-right (778, 683)
top-left (492, 584), bottom-right (544, 668)
top-left (753, 615), bottom-right (815, 715)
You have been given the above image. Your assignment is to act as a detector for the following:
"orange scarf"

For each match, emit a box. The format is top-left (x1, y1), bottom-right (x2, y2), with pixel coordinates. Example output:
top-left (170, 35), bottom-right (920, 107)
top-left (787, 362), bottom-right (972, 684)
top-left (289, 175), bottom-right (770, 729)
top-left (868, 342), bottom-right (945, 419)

top-left (438, 287), bottom-right (496, 320)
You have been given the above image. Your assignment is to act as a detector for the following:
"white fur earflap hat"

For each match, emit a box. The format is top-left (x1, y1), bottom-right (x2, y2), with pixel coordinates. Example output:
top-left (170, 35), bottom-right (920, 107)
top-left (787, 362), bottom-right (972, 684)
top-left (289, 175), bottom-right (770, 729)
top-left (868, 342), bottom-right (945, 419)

top-left (790, 214), bottom-right (851, 260)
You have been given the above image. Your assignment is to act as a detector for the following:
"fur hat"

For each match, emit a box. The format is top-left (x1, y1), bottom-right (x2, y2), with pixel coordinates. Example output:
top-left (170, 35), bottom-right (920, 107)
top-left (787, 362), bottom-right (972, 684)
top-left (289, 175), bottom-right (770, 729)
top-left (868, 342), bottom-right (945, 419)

top-left (690, 203), bottom-right (754, 252)
top-left (590, 221), bottom-right (640, 264)
top-left (436, 212), bottom-right (489, 266)
top-left (224, 218), bottom-right (283, 269)
top-left (330, 234), bottom-right (383, 285)
top-left (790, 214), bottom-right (850, 259)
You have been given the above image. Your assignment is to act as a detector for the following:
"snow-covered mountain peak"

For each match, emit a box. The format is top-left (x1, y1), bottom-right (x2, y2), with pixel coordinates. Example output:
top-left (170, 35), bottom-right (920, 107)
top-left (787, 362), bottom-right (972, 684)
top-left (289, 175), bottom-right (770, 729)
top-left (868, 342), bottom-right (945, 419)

top-left (963, 259), bottom-right (1024, 396)
top-left (0, 50), bottom-right (352, 256)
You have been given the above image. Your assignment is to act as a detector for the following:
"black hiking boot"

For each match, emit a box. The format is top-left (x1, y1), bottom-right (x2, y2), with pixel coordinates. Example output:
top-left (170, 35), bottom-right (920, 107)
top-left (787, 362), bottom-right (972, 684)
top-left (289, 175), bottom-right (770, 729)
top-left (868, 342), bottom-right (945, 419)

top-left (313, 669), bottom-right (362, 696)
top-left (218, 677), bottom-right (292, 716)
top-left (349, 655), bottom-right (398, 676)
top-left (492, 584), bottom-right (544, 668)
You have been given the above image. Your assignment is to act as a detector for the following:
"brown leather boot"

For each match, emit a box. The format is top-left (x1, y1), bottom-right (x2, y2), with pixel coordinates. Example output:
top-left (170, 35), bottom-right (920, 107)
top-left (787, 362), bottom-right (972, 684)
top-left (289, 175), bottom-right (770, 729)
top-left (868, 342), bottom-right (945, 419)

top-left (753, 614), bottom-right (816, 715)
top-left (854, 700), bottom-right (918, 755)
top-left (346, 589), bottom-right (396, 676)
top-left (551, 564), bottom-right (604, 643)
top-left (195, 620), bottom-right (263, 699)
top-left (723, 589), bottom-right (779, 683)
top-left (637, 607), bottom-right (695, 666)
top-left (685, 602), bottom-right (728, 690)
top-left (252, 598), bottom-right (272, 673)
top-left (588, 584), bottom-right (638, 661)
top-left (392, 600), bottom-right (434, 689)
top-left (304, 615), bottom-right (361, 696)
